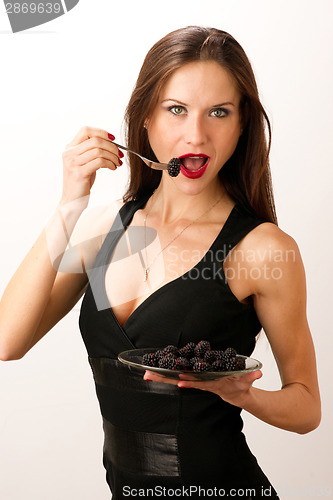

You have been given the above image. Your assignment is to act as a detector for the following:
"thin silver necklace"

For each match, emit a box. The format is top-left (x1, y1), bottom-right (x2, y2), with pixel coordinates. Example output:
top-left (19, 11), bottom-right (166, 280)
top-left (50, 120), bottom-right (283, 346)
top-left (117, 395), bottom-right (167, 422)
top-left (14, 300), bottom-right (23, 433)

top-left (143, 191), bottom-right (224, 282)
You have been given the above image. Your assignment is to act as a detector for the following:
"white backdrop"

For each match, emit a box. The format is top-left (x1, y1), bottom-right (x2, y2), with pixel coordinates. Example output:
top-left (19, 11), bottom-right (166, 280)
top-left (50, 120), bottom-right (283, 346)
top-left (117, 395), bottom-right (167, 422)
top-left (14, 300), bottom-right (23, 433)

top-left (0, 1), bottom-right (332, 499)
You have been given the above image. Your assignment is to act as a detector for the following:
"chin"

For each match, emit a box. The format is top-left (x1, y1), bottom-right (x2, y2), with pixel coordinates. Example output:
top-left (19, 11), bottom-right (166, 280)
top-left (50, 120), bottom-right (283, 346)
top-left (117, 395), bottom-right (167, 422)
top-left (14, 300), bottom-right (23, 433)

top-left (167, 176), bottom-right (214, 197)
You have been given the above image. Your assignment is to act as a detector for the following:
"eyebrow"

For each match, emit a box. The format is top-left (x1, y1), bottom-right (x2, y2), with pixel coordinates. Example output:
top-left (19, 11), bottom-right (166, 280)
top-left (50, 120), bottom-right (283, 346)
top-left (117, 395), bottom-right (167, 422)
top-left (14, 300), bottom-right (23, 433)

top-left (161, 98), bottom-right (236, 107)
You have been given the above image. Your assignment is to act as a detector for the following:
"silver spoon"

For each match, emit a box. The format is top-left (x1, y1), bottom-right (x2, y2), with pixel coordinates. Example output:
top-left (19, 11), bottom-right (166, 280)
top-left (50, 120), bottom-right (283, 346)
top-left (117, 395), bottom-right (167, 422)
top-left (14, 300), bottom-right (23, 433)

top-left (112, 141), bottom-right (181, 177)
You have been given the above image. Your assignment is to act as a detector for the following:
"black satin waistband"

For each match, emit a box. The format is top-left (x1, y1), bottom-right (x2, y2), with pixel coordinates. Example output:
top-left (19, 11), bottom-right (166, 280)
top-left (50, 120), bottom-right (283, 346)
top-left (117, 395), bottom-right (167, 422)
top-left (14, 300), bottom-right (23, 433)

top-left (89, 356), bottom-right (180, 395)
top-left (103, 418), bottom-right (180, 477)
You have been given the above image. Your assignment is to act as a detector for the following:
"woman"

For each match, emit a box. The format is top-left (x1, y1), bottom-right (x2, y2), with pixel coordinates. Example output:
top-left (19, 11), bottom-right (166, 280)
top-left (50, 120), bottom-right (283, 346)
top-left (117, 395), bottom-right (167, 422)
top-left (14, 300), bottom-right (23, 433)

top-left (0, 26), bottom-right (320, 499)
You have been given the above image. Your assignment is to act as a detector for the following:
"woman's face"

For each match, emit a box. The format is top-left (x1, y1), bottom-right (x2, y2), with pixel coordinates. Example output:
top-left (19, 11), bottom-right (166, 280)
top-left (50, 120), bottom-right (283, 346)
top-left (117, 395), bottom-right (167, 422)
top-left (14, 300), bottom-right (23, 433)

top-left (147, 60), bottom-right (242, 194)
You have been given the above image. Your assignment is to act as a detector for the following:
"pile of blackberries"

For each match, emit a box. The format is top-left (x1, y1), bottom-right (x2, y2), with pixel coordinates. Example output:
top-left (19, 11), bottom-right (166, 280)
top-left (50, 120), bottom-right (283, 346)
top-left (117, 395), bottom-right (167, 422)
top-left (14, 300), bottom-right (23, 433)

top-left (142, 340), bottom-right (246, 372)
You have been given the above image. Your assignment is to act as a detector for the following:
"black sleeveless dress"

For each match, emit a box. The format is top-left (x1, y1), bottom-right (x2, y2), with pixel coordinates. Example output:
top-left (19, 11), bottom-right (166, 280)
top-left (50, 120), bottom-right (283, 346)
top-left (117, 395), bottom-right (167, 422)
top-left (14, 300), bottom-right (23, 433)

top-left (79, 192), bottom-right (279, 499)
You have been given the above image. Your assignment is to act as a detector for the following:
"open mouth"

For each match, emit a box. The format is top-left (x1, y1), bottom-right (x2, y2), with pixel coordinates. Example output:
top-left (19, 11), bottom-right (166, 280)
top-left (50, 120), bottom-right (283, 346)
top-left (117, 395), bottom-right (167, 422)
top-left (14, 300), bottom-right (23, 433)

top-left (180, 156), bottom-right (209, 172)
top-left (178, 154), bottom-right (210, 179)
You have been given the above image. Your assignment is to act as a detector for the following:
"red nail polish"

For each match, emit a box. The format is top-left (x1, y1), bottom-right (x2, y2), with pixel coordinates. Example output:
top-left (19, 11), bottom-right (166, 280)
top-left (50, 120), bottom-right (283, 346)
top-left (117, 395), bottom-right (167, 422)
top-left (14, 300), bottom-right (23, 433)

top-left (145, 378), bottom-right (152, 382)
top-left (108, 133), bottom-right (115, 141)
top-left (119, 159), bottom-right (123, 166)
top-left (118, 150), bottom-right (124, 158)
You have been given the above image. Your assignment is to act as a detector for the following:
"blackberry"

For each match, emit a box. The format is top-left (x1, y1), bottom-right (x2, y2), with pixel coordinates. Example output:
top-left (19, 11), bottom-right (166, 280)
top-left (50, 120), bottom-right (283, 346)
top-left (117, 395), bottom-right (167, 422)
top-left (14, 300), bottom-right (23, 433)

top-left (204, 350), bottom-right (216, 364)
top-left (219, 352), bottom-right (230, 365)
top-left (189, 356), bottom-right (201, 368)
top-left (155, 349), bottom-right (164, 361)
top-left (195, 340), bottom-right (211, 357)
top-left (224, 357), bottom-right (238, 371)
top-left (192, 360), bottom-right (210, 372)
top-left (175, 357), bottom-right (190, 371)
top-left (158, 354), bottom-right (176, 370)
top-left (212, 360), bottom-right (227, 372)
top-left (142, 352), bottom-right (158, 367)
top-left (211, 350), bottom-right (224, 361)
top-left (167, 158), bottom-right (181, 177)
top-left (178, 342), bottom-right (196, 359)
top-left (162, 345), bottom-right (179, 356)
top-left (224, 347), bottom-right (237, 359)
top-left (234, 357), bottom-right (246, 370)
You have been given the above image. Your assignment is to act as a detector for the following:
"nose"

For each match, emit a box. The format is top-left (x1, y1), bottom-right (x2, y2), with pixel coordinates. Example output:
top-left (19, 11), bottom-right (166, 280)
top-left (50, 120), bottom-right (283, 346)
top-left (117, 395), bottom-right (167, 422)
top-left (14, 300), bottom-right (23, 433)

top-left (183, 114), bottom-right (207, 146)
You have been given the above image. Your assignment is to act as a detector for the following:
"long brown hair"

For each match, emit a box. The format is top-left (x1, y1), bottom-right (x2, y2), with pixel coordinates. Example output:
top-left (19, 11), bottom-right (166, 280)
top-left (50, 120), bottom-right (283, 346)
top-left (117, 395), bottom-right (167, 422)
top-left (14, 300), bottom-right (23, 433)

top-left (123, 26), bottom-right (277, 224)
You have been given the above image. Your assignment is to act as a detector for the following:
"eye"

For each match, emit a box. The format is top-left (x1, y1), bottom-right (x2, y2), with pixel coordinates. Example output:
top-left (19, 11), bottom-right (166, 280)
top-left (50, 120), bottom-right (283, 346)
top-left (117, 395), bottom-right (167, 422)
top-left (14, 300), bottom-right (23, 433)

top-left (210, 108), bottom-right (229, 118)
top-left (168, 105), bottom-right (186, 115)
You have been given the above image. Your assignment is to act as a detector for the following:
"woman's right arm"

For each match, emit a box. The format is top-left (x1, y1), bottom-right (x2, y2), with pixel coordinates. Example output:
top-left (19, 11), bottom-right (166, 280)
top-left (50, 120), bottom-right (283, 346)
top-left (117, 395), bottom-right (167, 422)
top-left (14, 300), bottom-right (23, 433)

top-left (0, 126), bottom-right (122, 361)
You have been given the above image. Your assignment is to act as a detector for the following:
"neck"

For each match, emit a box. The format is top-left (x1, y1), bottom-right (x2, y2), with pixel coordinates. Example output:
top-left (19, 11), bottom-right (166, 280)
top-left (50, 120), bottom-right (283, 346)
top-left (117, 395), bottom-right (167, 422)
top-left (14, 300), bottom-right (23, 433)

top-left (148, 179), bottom-right (226, 225)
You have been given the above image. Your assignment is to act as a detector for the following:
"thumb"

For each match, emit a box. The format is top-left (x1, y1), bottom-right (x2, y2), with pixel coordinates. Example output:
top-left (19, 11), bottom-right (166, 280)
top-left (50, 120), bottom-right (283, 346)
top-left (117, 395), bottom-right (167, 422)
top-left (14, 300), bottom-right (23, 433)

top-left (247, 369), bottom-right (263, 384)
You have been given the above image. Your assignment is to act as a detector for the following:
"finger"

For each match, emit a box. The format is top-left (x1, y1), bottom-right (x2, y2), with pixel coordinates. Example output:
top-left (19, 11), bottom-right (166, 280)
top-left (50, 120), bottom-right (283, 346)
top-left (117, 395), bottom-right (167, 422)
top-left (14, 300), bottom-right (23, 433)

top-left (67, 138), bottom-right (123, 168)
top-left (67, 136), bottom-right (120, 156)
top-left (76, 147), bottom-right (122, 168)
top-left (177, 379), bottom-right (211, 391)
top-left (143, 371), bottom-right (179, 386)
top-left (178, 373), bottom-right (198, 381)
top-left (240, 370), bottom-right (263, 384)
top-left (178, 374), bottom-right (250, 391)
top-left (80, 157), bottom-right (119, 175)
top-left (235, 370), bottom-right (262, 384)
top-left (66, 126), bottom-right (115, 148)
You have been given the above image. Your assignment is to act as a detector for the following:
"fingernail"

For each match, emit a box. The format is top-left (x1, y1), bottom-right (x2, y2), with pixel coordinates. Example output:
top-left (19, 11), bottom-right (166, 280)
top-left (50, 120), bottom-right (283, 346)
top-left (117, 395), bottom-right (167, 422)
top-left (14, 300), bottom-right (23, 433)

top-left (145, 378), bottom-right (152, 382)
top-left (119, 159), bottom-right (123, 166)
top-left (118, 149), bottom-right (124, 158)
top-left (108, 133), bottom-right (115, 141)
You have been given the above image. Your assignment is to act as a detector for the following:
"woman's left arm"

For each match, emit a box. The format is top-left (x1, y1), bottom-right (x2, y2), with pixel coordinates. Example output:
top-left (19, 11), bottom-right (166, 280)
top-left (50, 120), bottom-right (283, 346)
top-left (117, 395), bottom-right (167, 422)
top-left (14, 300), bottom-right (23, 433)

top-left (237, 225), bottom-right (321, 433)
top-left (145, 225), bottom-right (321, 434)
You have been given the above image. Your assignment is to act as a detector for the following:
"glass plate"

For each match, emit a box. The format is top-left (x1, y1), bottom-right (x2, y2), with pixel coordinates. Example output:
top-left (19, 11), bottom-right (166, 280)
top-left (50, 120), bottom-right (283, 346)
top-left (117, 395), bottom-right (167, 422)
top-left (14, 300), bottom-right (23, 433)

top-left (118, 348), bottom-right (263, 381)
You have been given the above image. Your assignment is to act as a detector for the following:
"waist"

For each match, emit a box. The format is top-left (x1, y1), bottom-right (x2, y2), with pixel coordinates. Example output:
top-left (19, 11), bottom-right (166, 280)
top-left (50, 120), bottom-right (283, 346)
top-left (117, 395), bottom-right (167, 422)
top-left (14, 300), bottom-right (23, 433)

top-left (89, 357), bottom-right (243, 434)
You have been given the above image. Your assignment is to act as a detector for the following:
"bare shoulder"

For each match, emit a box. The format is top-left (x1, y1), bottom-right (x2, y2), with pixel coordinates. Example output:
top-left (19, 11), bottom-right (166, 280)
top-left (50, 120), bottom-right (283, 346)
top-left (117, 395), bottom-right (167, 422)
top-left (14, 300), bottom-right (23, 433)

top-left (243, 222), bottom-right (301, 259)
top-left (225, 221), bottom-right (305, 299)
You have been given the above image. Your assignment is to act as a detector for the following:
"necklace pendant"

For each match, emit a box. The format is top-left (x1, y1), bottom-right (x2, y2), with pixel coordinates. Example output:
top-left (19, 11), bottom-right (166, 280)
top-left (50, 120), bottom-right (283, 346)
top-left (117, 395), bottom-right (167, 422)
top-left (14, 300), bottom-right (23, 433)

top-left (144, 268), bottom-right (149, 282)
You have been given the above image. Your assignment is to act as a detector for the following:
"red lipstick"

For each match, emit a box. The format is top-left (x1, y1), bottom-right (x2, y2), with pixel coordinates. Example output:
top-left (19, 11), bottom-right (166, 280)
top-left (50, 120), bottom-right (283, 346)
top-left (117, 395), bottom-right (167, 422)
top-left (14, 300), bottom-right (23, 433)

top-left (178, 153), bottom-right (210, 179)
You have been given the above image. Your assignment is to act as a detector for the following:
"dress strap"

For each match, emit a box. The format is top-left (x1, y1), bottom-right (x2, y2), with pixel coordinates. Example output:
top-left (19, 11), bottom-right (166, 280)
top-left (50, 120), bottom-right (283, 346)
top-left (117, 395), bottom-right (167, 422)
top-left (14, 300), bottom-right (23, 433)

top-left (92, 191), bottom-right (153, 270)
top-left (85, 192), bottom-right (154, 315)
top-left (118, 192), bottom-right (152, 229)
top-left (215, 204), bottom-right (267, 262)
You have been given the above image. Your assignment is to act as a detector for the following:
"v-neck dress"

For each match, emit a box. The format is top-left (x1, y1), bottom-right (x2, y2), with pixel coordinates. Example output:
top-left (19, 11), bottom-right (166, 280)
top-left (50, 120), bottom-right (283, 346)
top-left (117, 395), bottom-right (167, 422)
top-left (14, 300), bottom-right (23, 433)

top-left (79, 192), bottom-right (279, 499)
